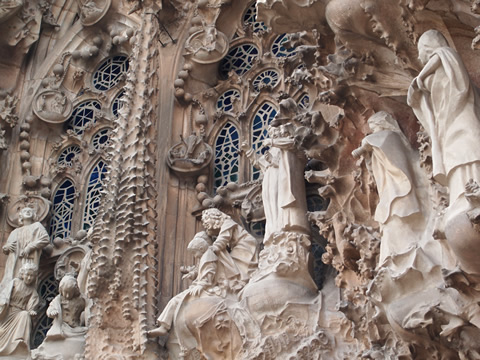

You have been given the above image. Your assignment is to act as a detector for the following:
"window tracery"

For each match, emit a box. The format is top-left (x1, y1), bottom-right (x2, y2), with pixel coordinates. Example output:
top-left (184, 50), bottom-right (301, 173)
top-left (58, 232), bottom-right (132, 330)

top-left (216, 89), bottom-right (241, 112)
top-left (67, 100), bottom-right (101, 136)
top-left (251, 102), bottom-right (277, 180)
top-left (31, 274), bottom-right (59, 349)
top-left (271, 34), bottom-right (296, 58)
top-left (82, 160), bottom-right (107, 230)
top-left (91, 128), bottom-right (111, 150)
top-left (57, 145), bottom-right (81, 167)
top-left (92, 55), bottom-right (129, 91)
top-left (49, 179), bottom-right (76, 241)
top-left (112, 89), bottom-right (125, 118)
top-left (220, 44), bottom-right (259, 76)
top-left (243, 2), bottom-right (267, 33)
top-left (252, 69), bottom-right (280, 92)
top-left (214, 122), bottom-right (240, 190)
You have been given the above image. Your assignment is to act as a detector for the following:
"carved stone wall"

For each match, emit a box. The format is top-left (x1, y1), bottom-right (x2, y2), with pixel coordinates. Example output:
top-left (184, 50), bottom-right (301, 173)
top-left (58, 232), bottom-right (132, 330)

top-left (1, 0), bottom-right (480, 359)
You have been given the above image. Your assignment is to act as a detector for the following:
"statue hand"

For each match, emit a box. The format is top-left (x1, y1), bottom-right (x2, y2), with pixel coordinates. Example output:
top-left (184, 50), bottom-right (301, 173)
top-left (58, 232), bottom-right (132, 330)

top-left (188, 284), bottom-right (204, 297)
top-left (29, 310), bottom-right (37, 317)
top-left (48, 309), bottom-right (58, 317)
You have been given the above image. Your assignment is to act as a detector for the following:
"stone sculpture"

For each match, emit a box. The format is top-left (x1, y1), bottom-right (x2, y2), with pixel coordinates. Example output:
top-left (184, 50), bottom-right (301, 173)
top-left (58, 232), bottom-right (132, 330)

top-left (0, 263), bottom-right (39, 358)
top-left (408, 29), bottom-right (480, 275)
top-left (408, 29), bottom-right (480, 209)
top-left (148, 231), bottom-right (216, 338)
top-left (1, 207), bottom-right (49, 288)
top-left (352, 111), bottom-right (428, 264)
top-left (201, 208), bottom-right (258, 285)
top-left (242, 124), bottom-right (310, 241)
top-left (31, 275), bottom-right (87, 360)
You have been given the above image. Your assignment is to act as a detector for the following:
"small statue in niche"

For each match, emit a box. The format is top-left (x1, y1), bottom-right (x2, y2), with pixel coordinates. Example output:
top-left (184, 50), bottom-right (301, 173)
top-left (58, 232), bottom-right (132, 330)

top-left (352, 112), bottom-right (428, 264)
top-left (148, 231), bottom-right (217, 337)
top-left (241, 124), bottom-right (310, 241)
top-left (0, 263), bottom-right (39, 357)
top-left (1, 206), bottom-right (49, 288)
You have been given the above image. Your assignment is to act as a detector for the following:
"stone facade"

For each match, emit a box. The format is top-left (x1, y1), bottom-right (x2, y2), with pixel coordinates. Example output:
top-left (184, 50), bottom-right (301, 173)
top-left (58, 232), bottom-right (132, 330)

top-left (1, 0), bottom-right (480, 359)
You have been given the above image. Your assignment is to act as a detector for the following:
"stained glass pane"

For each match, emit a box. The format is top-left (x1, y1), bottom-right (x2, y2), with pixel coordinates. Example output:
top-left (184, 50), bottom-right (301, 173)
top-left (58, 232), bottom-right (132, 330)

top-left (67, 100), bottom-right (101, 136)
top-left (220, 44), bottom-right (259, 77)
top-left (49, 180), bottom-right (76, 241)
top-left (82, 160), bottom-right (107, 230)
top-left (216, 89), bottom-right (241, 112)
top-left (271, 34), bottom-right (297, 58)
top-left (214, 122), bottom-right (240, 190)
top-left (299, 94), bottom-right (310, 110)
top-left (251, 102), bottom-right (277, 180)
top-left (112, 89), bottom-right (125, 118)
top-left (57, 145), bottom-right (81, 167)
top-left (32, 274), bottom-right (58, 349)
top-left (252, 69), bottom-right (280, 92)
top-left (243, 2), bottom-right (267, 33)
top-left (32, 313), bottom-right (54, 349)
top-left (93, 55), bottom-right (129, 91)
top-left (250, 220), bottom-right (266, 238)
top-left (91, 128), bottom-right (111, 150)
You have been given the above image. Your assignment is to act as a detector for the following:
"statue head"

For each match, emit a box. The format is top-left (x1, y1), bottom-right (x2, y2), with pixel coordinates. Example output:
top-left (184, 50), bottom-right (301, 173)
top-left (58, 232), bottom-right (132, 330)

top-left (187, 231), bottom-right (211, 259)
top-left (417, 30), bottom-right (449, 65)
top-left (367, 112), bottom-right (402, 133)
top-left (267, 125), bottom-right (281, 139)
top-left (20, 263), bottom-right (38, 286)
top-left (201, 208), bottom-right (229, 236)
top-left (18, 206), bottom-right (36, 224)
top-left (59, 275), bottom-right (80, 300)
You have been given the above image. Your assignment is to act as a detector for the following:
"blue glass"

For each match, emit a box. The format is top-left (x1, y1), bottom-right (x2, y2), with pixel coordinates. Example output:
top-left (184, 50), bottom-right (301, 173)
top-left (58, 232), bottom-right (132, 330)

top-left (67, 100), bottom-right (101, 136)
top-left (82, 160), bottom-right (107, 230)
top-left (93, 56), bottom-right (129, 91)
top-left (220, 44), bottom-right (259, 77)
top-left (271, 34), bottom-right (297, 58)
top-left (243, 2), bottom-right (267, 33)
top-left (251, 102), bottom-right (277, 180)
top-left (214, 123), bottom-right (240, 190)
top-left (49, 180), bottom-right (76, 241)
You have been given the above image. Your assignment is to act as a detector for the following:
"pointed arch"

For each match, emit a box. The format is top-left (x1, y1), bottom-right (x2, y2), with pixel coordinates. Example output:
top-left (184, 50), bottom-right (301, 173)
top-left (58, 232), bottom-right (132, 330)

top-left (49, 179), bottom-right (76, 241)
top-left (214, 122), bottom-right (240, 191)
top-left (82, 159), bottom-right (107, 230)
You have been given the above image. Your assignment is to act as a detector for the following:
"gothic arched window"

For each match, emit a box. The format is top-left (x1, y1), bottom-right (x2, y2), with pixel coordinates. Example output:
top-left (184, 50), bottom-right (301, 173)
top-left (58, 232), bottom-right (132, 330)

top-left (92, 55), bottom-right (129, 91)
top-left (251, 102), bottom-right (277, 180)
top-left (252, 69), bottom-right (280, 92)
top-left (82, 160), bottom-right (107, 230)
top-left (91, 128), bottom-right (111, 150)
top-left (31, 274), bottom-right (58, 349)
top-left (49, 179), bottom-right (76, 241)
top-left (67, 100), bottom-right (101, 136)
top-left (243, 2), bottom-right (267, 33)
top-left (271, 34), bottom-right (297, 58)
top-left (216, 89), bottom-right (241, 112)
top-left (214, 122), bottom-right (240, 190)
top-left (57, 145), bottom-right (81, 167)
top-left (112, 89), bottom-right (125, 118)
top-left (220, 44), bottom-right (259, 76)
